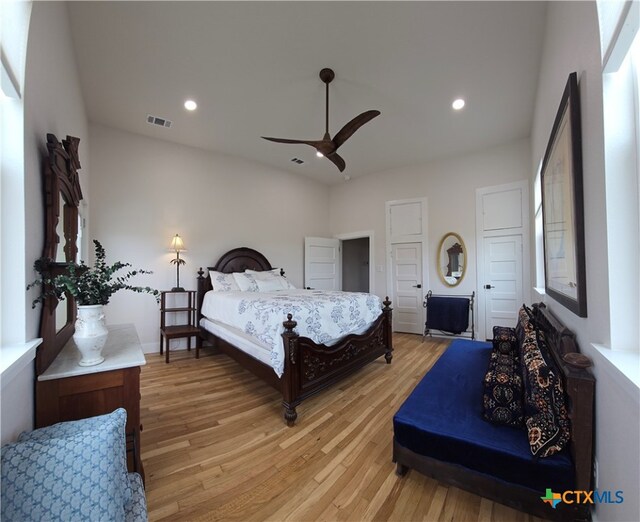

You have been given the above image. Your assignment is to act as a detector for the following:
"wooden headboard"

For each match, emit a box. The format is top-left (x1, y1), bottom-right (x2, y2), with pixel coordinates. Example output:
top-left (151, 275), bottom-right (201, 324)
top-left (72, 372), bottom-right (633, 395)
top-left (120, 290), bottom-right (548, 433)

top-left (209, 247), bottom-right (273, 274)
top-left (532, 302), bottom-right (595, 492)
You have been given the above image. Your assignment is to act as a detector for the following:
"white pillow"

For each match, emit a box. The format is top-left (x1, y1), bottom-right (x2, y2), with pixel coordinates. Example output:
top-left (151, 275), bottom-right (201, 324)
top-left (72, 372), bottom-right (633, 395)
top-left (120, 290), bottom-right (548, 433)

top-left (210, 271), bottom-right (241, 292)
top-left (256, 278), bottom-right (286, 292)
top-left (246, 268), bottom-right (296, 290)
top-left (245, 268), bottom-right (280, 277)
top-left (233, 272), bottom-right (260, 292)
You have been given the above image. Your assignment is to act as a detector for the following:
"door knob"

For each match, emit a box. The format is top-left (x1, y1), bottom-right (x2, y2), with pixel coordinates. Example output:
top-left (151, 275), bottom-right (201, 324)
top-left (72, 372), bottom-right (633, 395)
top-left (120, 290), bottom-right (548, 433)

top-left (412, 284), bottom-right (422, 288)
top-left (484, 284), bottom-right (495, 289)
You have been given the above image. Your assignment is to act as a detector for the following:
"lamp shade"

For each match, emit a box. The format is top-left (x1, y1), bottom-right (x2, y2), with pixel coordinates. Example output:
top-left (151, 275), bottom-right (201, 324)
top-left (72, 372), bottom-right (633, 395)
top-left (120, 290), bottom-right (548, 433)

top-left (169, 234), bottom-right (186, 252)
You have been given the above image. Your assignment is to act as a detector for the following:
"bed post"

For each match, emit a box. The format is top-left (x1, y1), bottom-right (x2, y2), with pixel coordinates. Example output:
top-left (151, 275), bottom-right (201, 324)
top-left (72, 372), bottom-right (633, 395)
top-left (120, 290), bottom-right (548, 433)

top-left (281, 314), bottom-right (300, 426)
top-left (195, 268), bottom-right (207, 357)
top-left (196, 267), bottom-right (207, 321)
top-left (382, 297), bottom-right (393, 363)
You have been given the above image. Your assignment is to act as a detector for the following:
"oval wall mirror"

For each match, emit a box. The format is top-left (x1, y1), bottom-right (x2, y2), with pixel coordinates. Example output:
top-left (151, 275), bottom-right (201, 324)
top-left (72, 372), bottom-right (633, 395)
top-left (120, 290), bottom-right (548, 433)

top-left (437, 232), bottom-right (466, 287)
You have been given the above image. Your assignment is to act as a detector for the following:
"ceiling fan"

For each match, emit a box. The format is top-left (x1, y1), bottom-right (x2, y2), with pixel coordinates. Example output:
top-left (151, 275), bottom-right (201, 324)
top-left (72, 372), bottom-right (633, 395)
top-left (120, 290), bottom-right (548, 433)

top-left (262, 68), bottom-right (380, 173)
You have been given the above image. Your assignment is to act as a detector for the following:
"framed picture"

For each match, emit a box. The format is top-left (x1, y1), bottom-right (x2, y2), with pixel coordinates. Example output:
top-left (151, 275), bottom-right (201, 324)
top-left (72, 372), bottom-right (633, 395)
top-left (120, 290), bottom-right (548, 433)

top-left (541, 72), bottom-right (587, 317)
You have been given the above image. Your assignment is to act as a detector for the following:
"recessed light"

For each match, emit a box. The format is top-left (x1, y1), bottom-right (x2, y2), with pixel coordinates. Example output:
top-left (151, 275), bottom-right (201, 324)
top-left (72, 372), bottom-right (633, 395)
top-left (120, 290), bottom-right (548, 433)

top-left (316, 151), bottom-right (324, 158)
top-left (184, 99), bottom-right (197, 111)
top-left (452, 98), bottom-right (465, 110)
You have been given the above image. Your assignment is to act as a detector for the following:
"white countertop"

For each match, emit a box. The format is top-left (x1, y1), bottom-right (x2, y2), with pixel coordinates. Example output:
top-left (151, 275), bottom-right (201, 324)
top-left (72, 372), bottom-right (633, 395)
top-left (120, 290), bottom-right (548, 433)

top-left (38, 324), bottom-right (146, 381)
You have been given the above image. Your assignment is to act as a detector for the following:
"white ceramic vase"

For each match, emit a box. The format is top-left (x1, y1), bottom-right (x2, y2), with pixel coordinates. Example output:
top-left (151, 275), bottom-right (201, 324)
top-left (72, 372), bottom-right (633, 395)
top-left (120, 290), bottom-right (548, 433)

top-left (74, 304), bottom-right (108, 366)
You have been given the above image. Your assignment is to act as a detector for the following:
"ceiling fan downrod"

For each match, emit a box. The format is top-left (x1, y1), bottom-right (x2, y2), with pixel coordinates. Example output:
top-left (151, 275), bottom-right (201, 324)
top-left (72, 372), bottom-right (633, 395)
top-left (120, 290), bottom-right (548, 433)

top-left (319, 68), bottom-right (335, 138)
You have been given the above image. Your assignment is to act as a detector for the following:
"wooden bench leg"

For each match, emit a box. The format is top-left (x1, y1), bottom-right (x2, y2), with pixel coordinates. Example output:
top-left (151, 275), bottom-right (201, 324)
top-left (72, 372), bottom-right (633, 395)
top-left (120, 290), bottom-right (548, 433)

top-left (165, 338), bottom-right (170, 364)
top-left (396, 463), bottom-right (409, 476)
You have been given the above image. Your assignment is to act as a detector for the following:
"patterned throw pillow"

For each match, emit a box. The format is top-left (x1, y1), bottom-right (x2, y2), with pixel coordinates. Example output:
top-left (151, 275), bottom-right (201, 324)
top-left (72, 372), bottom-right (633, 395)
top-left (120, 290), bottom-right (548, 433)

top-left (521, 328), bottom-right (571, 457)
top-left (492, 326), bottom-right (517, 355)
top-left (233, 272), bottom-right (260, 292)
top-left (246, 269), bottom-right (296, 290)
top-left (125, 473), bottom-right (148, 521)
top-left (2, 411), bottom-right (129, 521)
top-left (210, 271), bottom-right (241, 292)
top-left (482, 349), bottom-right (524, 427)
top-left (17, 408), bottom-right (131, 505)
top-left (515, 304), bottom-right (536, 346)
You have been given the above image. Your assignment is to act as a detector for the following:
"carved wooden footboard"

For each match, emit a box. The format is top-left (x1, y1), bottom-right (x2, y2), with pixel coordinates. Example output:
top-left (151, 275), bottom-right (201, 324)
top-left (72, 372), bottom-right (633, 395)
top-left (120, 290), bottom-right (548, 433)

top-left (196, 247), bottom-right (393, 426)
top-left (280, 300), bottom-right (393, 425)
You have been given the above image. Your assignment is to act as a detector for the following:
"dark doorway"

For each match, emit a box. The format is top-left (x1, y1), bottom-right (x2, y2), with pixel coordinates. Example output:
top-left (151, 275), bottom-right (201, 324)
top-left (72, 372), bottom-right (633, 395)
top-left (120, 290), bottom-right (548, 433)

top-left (342, 237), bottom-right (370, 292)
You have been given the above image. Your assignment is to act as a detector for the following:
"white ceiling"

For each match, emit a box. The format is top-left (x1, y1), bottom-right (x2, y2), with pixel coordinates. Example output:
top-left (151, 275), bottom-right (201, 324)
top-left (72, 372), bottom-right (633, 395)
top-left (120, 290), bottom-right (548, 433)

top-left (67, 1), bottom-right (547, 185)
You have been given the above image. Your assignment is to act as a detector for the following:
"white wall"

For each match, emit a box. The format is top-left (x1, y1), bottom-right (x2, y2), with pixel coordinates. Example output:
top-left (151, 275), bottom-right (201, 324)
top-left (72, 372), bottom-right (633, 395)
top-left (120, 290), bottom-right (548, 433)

top-left (89, 124), bottom-right (330, 351)
top-left (329, 138), bottom-right (531, 301)
top-left (1, 1), bottom-right (90, 444)
top-left (531, 3), bottom-right (639, 521)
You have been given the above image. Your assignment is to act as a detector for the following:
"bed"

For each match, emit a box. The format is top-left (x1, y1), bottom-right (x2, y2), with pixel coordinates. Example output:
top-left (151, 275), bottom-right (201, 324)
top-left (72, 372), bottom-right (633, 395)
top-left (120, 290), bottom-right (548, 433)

top-left (196, 247), bottom-right (393, 426)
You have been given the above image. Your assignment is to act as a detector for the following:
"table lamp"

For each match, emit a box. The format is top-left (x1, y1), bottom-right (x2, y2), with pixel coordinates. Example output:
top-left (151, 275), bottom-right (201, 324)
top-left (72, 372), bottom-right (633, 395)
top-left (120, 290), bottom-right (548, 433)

top-left (169, 234), bottom-right (186, 291)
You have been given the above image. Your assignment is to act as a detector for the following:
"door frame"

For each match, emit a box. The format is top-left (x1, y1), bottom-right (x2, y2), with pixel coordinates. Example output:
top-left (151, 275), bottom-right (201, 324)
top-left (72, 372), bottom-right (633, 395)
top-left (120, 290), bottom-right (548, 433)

top-left (335, 230), bottom-right (375, 293)
top-left (475, 180), bottom-right (531, 340)
top-left (385, 198), bottom-right (429, 329)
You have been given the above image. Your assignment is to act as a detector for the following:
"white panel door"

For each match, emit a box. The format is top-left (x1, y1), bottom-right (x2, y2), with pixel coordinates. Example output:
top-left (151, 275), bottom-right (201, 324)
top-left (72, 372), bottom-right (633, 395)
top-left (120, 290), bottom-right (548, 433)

top-left (391, 242), bottom-right (424, 334)
top-left (304, 237), bottom-right (341, 290)
top-left (483, 235), bottom-right (523, 335)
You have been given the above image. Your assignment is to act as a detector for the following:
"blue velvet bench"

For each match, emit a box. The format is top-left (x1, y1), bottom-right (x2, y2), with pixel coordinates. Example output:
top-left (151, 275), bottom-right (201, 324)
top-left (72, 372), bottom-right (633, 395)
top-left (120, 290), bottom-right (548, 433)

top-left (393, 304), bottom-right (595, 521)
top-left (1, 408), bottom-right (147, 522)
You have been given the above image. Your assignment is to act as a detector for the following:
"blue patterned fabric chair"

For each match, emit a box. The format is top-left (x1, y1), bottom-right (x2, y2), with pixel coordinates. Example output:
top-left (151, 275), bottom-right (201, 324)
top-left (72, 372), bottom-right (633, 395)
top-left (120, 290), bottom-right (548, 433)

top-left (1, 408), bottom-right (147, 522)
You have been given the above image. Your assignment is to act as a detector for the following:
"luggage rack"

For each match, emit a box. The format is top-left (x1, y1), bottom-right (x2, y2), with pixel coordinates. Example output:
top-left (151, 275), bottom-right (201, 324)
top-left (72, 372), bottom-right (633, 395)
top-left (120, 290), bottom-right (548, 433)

top-left (423, 290), bottom-right (475, 341)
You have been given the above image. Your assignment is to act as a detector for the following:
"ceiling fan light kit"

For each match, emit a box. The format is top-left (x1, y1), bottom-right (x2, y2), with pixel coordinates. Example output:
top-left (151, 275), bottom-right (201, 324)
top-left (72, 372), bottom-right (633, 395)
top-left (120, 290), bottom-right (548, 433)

top-left (262, 68), bottom-right (380, 173)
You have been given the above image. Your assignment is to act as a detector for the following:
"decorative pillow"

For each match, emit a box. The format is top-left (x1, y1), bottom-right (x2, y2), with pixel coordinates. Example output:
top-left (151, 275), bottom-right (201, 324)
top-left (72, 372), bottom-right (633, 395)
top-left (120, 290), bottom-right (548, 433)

top-left (521, 328), bottom-right (571, 458)
top-left (125, 473), bottom-right (148, 521)
top-left (246, 269), bottom-right (296, 290)
top-left (492, 326), bottom-right (517, 355)
top-left (482, 350), bottom-right (524, 427)
top-left (246, 268), bottom-right (281, 276)
top-left (17, 408), bottom-right (131, 505)
top-left (515, 304), bottom-right (537, 349)
top-left (255, 277), bottom-right (287, 292)
top-left (2, 412), bottom-right (128, 521)
top-left (210, 271), bottom-right (241, 292)
top-left (233, 272), bottom-right (260, 292)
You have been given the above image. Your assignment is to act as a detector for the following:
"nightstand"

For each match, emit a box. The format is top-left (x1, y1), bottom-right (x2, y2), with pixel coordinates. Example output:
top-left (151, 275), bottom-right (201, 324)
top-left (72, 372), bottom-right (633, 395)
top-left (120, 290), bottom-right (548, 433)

top-left (159, 290), bottom-right (201, 363)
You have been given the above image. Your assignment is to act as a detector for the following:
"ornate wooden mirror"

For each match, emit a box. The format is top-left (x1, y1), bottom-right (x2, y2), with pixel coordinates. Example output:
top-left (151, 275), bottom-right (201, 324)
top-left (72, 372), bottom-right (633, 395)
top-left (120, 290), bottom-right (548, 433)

top-left (36, 134), bottom-right (84, 375)
top-left (437, 232), bottom-right (466, 287)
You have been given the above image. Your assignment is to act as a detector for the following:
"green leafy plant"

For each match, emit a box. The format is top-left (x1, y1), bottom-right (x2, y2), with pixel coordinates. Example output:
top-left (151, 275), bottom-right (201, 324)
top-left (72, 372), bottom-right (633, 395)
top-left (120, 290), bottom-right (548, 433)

top-left (28, 240), bottom-right (160, 307)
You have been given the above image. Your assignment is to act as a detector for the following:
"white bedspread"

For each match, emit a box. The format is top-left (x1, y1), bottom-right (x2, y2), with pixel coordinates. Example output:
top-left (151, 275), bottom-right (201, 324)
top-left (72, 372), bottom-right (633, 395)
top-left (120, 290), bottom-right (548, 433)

top-left (200, 289), bottom-right (383, 377)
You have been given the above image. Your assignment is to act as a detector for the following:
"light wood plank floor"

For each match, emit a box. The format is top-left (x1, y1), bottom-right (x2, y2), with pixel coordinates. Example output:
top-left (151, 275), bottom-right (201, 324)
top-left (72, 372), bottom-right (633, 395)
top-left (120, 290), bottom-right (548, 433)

top-left (140, 333), bottom-right (545, 522)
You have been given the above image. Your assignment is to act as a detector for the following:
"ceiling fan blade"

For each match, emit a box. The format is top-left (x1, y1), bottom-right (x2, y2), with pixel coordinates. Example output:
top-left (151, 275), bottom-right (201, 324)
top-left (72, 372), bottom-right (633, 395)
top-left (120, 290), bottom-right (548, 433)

top-left (262, 136), bottom-right (323, 147)
top-left (326, 152), bottom-right (346, 172)
top-left (332, 110), bottom-right (381, 150)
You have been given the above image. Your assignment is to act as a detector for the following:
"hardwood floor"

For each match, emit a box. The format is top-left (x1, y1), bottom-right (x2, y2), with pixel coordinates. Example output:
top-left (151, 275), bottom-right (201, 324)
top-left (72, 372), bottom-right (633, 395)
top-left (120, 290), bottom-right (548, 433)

top-left (140, 333), bottom-right (545, 522)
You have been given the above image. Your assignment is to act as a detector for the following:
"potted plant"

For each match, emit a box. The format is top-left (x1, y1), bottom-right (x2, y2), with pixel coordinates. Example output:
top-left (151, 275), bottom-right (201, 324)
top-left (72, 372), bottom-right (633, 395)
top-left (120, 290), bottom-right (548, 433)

top-left (28, 240), bottom-right (159, 366)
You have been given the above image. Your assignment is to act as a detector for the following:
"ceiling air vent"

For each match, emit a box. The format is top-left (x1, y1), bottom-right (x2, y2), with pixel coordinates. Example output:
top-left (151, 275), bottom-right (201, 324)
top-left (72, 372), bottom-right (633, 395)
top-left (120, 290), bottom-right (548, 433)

top-left (290, 158), bottom-right (304, 165)
top-left (146, 114), bottom-right (172, 129)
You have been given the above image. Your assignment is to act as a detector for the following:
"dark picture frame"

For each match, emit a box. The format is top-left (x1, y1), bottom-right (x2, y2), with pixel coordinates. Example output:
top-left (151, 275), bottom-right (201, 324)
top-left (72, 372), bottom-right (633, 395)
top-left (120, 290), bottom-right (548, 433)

top-left (541, 72), bottom-right (587, 317)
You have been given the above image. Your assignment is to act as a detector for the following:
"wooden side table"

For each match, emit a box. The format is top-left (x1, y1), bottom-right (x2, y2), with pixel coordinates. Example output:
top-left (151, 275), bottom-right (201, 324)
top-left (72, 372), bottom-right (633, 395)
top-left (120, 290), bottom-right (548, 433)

top-left (36, 324), bottom-right (145, 481)
top-left (160, 290), bottom-right (201, 363)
